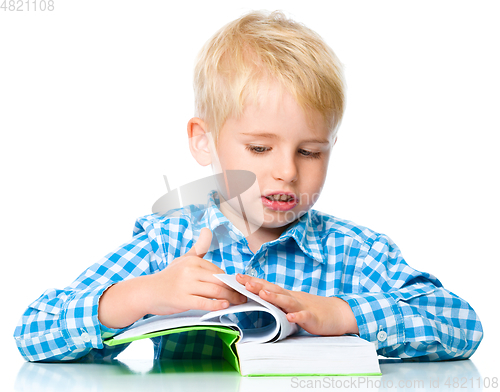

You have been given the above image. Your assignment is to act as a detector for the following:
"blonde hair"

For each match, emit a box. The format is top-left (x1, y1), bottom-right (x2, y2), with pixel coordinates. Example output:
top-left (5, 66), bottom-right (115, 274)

top-left (194, 10), bottom-right (345, 145)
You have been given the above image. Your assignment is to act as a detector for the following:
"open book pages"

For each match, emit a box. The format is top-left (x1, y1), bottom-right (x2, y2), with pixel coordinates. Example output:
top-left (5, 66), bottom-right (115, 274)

top-left (211, 274), bottom-right (299, 341)
top-left (107, 274), bottom-right (298, 345)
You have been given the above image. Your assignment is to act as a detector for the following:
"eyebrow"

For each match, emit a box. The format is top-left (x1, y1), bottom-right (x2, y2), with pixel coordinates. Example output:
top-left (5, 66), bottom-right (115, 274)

top-left (240, 132), bottom-right (330, 144)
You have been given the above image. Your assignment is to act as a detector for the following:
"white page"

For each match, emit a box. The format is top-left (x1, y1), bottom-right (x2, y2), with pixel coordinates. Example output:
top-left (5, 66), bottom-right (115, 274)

top-left (111, 309), bottom-right (240, 341)
top-left (201, 299), bottom-right (279, 343)
top-left (214, 274), bottom-right (298, 340)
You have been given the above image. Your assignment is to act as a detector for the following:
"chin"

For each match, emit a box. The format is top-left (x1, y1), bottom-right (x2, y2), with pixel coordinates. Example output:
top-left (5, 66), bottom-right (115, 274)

top-left (260, 211), bottom-right (304, 228)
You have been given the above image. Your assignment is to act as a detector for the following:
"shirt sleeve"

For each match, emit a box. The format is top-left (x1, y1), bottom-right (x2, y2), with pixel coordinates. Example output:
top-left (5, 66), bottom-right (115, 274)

top-left (14, 232), bottom-right (156, 362)
top-left (336, 233), bottom-right (483, 360)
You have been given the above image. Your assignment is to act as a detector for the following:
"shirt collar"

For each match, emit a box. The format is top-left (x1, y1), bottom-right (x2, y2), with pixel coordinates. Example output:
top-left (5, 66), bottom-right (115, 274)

top-left (203, 190), bottom-right (238, 232)
top-left (201, 190), bottom-right (326, 264)
top-left (280, 211), bottom-right (327, 264)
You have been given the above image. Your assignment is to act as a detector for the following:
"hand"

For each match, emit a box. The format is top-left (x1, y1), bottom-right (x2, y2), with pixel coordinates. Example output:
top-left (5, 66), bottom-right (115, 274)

top-left (145, 228), bottom-right (247, 315)
top-left (236, 274), bottom-right (358, 336)
top-left (99, 228), bottom-right (246, 329)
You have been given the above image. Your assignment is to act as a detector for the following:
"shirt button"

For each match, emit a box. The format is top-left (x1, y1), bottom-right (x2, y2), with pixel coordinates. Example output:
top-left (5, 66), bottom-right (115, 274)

top-left (248, 268), bottom-right (257, 277)
top-left (81, 332), bottom-right (91, 343)
top-left (377, 330), bottom-right (387, 342)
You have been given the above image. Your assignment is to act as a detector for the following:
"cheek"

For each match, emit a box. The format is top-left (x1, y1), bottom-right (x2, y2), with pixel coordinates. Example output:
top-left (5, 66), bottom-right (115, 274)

top-left (305, 160), bottom-right (328, 182)
top-left (300, 163), bottom-right (328, 203)
top-left (218, 147), bottom-right (251, 171)
top-left (218, 152), bottom-right (237, 171)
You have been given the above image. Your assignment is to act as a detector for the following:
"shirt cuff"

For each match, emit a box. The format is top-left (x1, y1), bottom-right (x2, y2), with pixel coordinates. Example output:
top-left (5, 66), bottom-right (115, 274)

top-left (336, 292), bottom-right (405, 350)
top-left (58, 283), bottom-right (121, 351)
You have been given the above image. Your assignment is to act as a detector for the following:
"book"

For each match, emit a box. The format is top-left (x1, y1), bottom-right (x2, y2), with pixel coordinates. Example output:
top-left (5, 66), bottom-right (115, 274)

top-left (104, 274), bottom-right (381, 377)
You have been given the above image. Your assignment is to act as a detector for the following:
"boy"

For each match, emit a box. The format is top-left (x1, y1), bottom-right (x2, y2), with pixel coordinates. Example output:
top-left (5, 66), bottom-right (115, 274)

top-left (14, 11), bottom-right (482, 362)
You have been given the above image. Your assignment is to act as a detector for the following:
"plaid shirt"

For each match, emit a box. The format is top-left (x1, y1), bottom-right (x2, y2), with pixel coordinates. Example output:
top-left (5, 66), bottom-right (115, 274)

top-left (14, 191), bottom-right (483, 362)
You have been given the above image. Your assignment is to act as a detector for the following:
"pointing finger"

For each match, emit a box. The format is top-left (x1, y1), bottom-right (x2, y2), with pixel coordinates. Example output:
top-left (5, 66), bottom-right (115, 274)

top-left (185, 227), bottom-right (212, 257)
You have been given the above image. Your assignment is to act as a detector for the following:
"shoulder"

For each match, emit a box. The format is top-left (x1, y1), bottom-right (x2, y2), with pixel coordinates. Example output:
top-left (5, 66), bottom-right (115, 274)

top-left (132, 204), bottom-right (207, 258)
top-left (134, 203), bottom-right (205, 232)
top-left (307, 210), bottom-right (404, 268)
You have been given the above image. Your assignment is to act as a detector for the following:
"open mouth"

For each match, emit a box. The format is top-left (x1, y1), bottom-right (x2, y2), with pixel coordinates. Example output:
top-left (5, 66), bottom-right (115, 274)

top-left (264, 194), bottom-right (295, 202)
top-left (261, 193), bottom-right (298, 211)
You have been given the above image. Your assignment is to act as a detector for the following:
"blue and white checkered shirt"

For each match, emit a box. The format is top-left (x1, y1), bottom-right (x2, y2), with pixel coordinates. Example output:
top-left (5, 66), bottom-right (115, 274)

top-left (14, 190), bottom-right (483, 362)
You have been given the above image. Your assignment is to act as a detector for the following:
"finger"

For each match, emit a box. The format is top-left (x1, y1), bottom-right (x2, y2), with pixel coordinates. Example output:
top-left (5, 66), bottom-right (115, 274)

top-left (190, 263), bottom-right (237, 287)
top-left (286, 310), bottom-right (311, 325)
top-left (192, 281), bottom-right (247, 305)
top-left (243, 281), bottom-right (262, 294)
top-left (259, 289), bottom-right (300, 313)
top-left (195, 259), bottom-right (225, 274)
top-left (240, 277), bottom-right (286, 296)
top-left (185, 228), bottom-right (212, 257)
top-left (187, 296), bottom-right (231, 312)
top-left (236, 273), bottom-right (270, 287)
top-left (236, 273), bottom-right (252, 284)
top-left (180, 257), bottom-right (222, 274)
top-left (177, 261), bottom-right (240, 296)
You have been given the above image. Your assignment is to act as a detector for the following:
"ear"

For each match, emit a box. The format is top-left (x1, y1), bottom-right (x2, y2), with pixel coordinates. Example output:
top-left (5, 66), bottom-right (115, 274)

top-left (187, 118), bottom-right (212, 166)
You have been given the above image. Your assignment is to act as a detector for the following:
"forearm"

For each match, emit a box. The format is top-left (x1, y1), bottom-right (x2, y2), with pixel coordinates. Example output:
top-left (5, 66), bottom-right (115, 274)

top-left (340, 232), bottom-right (483, 360)
top-left (337, 285), bottom-right (483, 360)
top-left (334, 297), bottom-right (359, 335)
top-left (14, 232), bottom-right (157, 362)
top-left (14, 284), bottom-right (129, 362)
top-left (98, 275), bottom-right (153, 329)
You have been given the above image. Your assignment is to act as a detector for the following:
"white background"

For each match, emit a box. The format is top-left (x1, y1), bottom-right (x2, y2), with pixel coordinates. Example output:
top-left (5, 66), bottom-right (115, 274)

top-left (1, 0), bottom-right (499, 389)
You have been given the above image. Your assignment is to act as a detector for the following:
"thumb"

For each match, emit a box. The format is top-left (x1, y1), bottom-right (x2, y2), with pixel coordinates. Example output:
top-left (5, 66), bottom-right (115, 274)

top-left (185, 227), bottom-right (213, 258)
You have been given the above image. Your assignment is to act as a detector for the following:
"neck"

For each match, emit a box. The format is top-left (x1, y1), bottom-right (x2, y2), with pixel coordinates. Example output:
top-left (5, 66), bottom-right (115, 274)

top-left (217, 193), bottom-right (293, 253)
top-left (244, 226), bottom-right (289, 253)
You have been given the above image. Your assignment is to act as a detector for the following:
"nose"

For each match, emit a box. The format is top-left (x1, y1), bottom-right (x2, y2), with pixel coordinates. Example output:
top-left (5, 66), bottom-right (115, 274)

top-left (271, 153), bottom-right (298, 183)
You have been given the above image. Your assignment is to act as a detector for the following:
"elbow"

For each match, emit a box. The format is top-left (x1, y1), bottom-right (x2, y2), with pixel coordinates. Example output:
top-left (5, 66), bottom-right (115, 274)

top-left (15, 338), bottom-right (91, 363)
top-left (458, 315), bottom-right (484, 360)
top-left (428, 315), bottom-right (484, 361)
top-left (449, 304), bottom-right (484, 360)
top-left (14, 327), bottom-right (91, 363)
top-left (381, 312), bottom-right (484, 361)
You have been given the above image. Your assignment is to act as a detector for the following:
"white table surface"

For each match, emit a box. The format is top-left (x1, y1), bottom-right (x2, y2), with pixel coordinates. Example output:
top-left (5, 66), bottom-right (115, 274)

top-left (11, 355), bottom-right (494, 392)
top-left (4, 328), bottom-right (498, 392)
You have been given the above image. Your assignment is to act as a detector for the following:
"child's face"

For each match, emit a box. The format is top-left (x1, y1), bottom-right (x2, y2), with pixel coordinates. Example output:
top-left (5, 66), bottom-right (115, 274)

top-left (214, 84), bottom-right (334, 233)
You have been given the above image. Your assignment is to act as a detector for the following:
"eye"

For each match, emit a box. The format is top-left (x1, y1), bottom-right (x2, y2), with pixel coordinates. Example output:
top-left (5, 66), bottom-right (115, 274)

top-left (298, 149), bottom-right (321, 159)
top-left (246, 145), bottom-right (271, 154)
